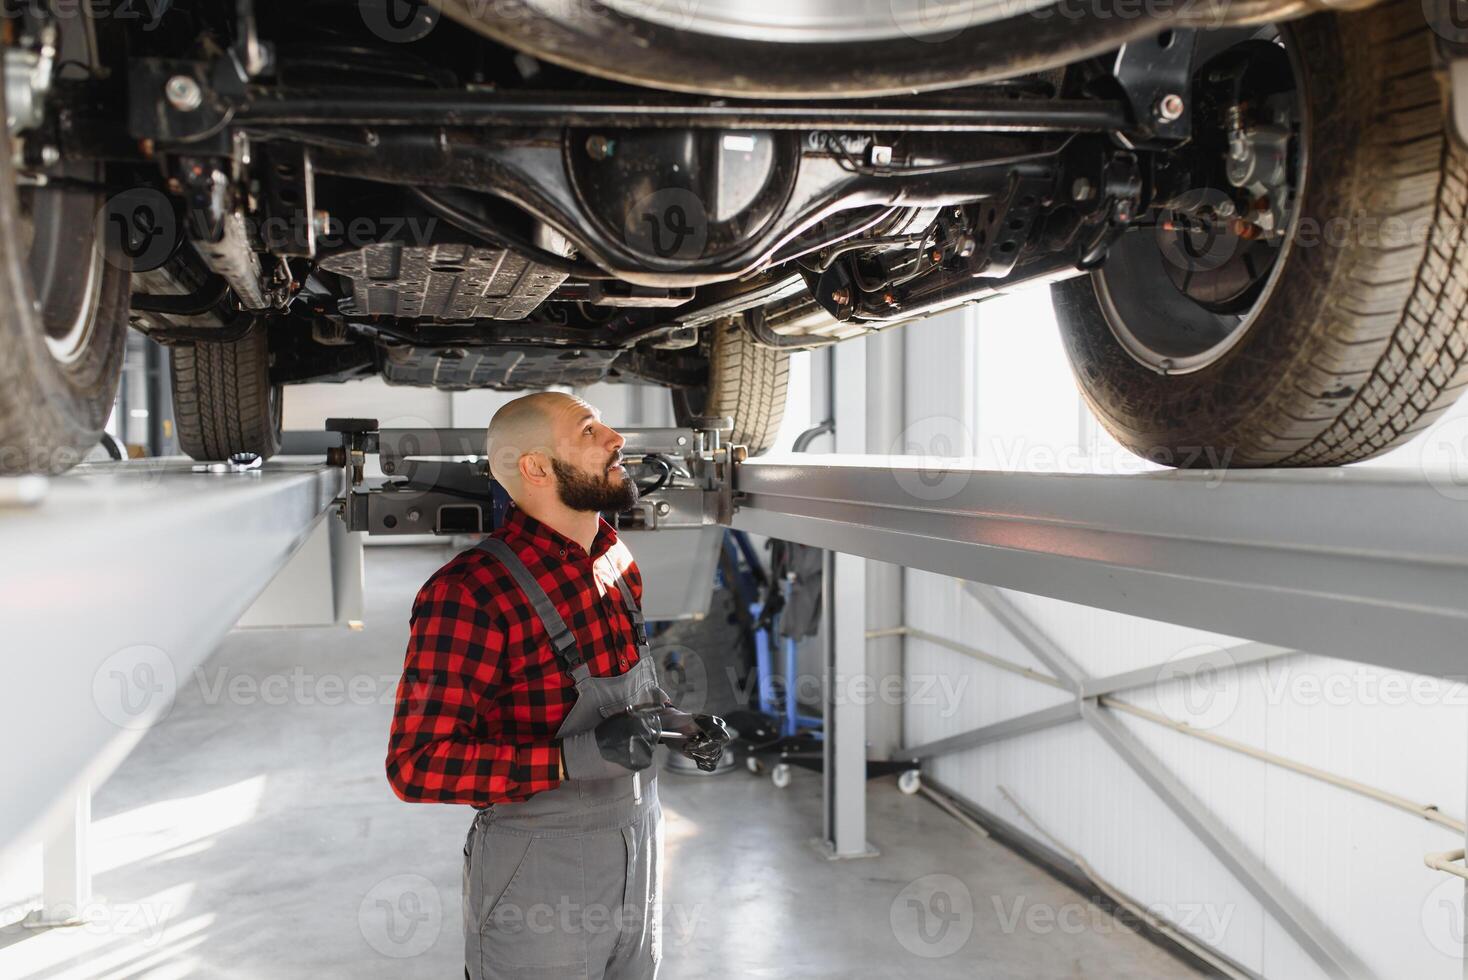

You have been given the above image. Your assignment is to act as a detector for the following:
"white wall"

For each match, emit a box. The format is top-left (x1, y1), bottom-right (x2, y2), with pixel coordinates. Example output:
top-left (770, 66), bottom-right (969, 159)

top-left (887, 286), bottom-right (1468, 979)
top-left (283, 376), bottom-right (679, 486)
top-left (283, 376), bottom-right (677, 435)
top-left (283, 376), bottom-right (454, 432)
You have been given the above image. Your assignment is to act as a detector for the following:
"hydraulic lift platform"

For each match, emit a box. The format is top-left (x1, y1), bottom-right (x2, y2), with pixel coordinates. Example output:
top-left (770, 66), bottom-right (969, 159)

top-left (271, 420), bottom-right (1468, 682)
top-left (727, 454), bottom-right (1468, 980)
top-left (7, 429), bottom-right (1466, 974)
top-left (1, 459), bottom-right (344, 922)
top-left (730, 455), bottom-right (1468, 679)
top-left (320, 420), bottom-right (1468, 680)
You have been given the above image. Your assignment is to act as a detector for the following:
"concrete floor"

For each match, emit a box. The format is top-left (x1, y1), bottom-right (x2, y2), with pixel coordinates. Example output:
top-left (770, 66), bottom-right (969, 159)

top-left (1, 545), bottom-right (1203, 979)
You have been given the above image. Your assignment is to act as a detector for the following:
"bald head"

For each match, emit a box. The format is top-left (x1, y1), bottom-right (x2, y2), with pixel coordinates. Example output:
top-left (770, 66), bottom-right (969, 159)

top-left (485, 392), bottom-right (634, 544)
top-left (485, 389), bottom-right (635, 517)
top-left (485, 391), bottom-right (578, 493)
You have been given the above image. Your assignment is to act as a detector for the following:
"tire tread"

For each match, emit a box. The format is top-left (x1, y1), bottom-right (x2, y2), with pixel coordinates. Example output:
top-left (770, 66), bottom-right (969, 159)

top-left (701, 319), bottom-right (789, 454)
top-left (169, 324), bottom-right (283, 461)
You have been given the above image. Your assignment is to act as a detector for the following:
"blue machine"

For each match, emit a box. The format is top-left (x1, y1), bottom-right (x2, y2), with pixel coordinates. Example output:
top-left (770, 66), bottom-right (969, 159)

top-left (718, 531), bottom-right (820, 737)
top-left (719, 529), bottom-right (918, 790)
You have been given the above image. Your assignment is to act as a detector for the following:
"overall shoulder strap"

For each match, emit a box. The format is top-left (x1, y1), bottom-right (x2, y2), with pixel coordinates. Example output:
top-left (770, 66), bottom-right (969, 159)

top-left (475, 537), bottom-right (589, 679)
top-left (609, 569), bottom-right (648, 649)
top-left (609, 565), bottom-right (669, 703)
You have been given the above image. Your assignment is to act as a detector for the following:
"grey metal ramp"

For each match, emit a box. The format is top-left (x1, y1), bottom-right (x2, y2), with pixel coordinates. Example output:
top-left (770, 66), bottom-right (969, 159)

top-left (730, 455), bottom-right (1468, 679)
top-left (0, 459), bottom-right (342, 860)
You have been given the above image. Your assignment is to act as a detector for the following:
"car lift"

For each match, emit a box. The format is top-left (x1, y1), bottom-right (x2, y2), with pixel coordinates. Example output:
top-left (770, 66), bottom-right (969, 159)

top-left (6, 424), bottom-right (1468, 975)
top-left (2, 458), bottom-right (344, 925)
top-left (322, 415), bottom-right (742, 537)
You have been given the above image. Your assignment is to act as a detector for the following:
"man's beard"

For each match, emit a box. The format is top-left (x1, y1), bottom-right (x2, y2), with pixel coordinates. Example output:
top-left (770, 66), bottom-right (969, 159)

top-left (551, 455), bottom-right (640, 514)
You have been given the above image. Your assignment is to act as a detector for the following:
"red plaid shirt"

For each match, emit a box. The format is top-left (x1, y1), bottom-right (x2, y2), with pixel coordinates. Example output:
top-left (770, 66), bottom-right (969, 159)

top-left (386, 506), bottom-right (644, 806)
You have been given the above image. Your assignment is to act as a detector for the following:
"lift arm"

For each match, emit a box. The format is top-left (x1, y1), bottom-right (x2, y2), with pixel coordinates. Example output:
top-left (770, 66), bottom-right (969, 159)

top-left (324, 421), bottom-right (1468, 677)
top-left (323, 417), bottom-right (743, 537)
top-left (0, 460), bottom-right (342, 861)
top-left (729, 455), bottom-right (1468, 679)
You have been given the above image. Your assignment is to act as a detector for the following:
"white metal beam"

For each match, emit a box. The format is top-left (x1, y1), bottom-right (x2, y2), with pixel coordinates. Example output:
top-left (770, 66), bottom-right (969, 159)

top-left (819, 341), bottom-right (877, 859)
top-left (22, 786), bottom-right (90, 927)
top-left (731, 457), bottom-right (1468, 678)
top-left (0, 460), bottom-right (342, 862)
top-left (1081, 641), bottom-right (1291, 699)
top-left (1085, 703), bottom-right (1371, 980)
top-left (902, 701), bottom-right (1080, 760)
top-left (864, 327), bottom-right (906, 760)
top-left (826, 548), bottom-right (875, 857)
top-left (959, 582), bottom-right (1370, 979)
top-left (964, 583), bottom-right (1086, 690)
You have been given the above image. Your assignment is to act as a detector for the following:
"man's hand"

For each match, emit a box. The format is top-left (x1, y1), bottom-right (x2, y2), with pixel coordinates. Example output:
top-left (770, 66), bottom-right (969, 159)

top-left (560, 711), bottom-right (662, 780)
top-left (640, 704), bottom-right (732, 772)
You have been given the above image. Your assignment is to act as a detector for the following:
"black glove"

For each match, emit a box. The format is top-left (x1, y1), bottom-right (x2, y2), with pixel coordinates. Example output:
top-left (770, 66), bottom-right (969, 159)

top-left (683, 713), bottom-right (732, 772)
top-left (642, 705), bottom-right (733, 772)
top-left (560, 711), bottom-right (661, 780)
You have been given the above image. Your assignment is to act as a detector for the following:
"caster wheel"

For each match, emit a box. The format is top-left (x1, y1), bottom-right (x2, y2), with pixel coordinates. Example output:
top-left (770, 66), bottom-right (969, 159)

top-left (770, 763), bottom-right (791, 789)
top-left (898, 769), bottom-right (921, 795)
top-left (745, 755), bottom-right (763, 774)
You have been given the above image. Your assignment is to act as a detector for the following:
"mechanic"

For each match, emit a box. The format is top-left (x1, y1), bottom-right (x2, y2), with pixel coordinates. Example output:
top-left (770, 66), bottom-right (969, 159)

top-left (385, 391), bottom-right (726, 980)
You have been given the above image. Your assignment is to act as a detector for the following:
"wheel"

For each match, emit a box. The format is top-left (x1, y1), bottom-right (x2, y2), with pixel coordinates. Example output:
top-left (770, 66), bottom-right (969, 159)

top-left (1052, 5), bottom-right (1468, 467)
top-left (672, 317), bottom-right (789, 455)
top-left (745, 755), bottom-right (763, 775)
top-left (437, 0), bottom-right (1188, 99)
top-left (898, 769), bottom-right (922, 796)
top-left (770, 762), bottom-right (792, 789)
top-left (170, 322), bottom-right (284, 462)
top-left (0, 20), bottom-right (130, 475)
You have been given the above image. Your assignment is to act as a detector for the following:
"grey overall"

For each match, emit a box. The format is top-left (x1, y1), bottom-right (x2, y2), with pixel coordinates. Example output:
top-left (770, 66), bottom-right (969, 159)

top-left (464, 536), bottom-right (663, 980)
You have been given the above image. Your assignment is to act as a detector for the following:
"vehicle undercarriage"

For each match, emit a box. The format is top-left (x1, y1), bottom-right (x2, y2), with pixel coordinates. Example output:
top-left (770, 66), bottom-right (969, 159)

top-left (3, 0), bottom-right (1465, 470)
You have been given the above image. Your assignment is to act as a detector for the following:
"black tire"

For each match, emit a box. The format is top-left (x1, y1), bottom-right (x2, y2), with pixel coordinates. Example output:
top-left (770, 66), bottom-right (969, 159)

top-left (0, 140), bottom-right (129, 475)
top-left (1052, 4), bottom-right (1468, 467)
top-left (673, 318), bottom-right (789, 454)
top-left (170, 324), bottom-right (284, 461)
